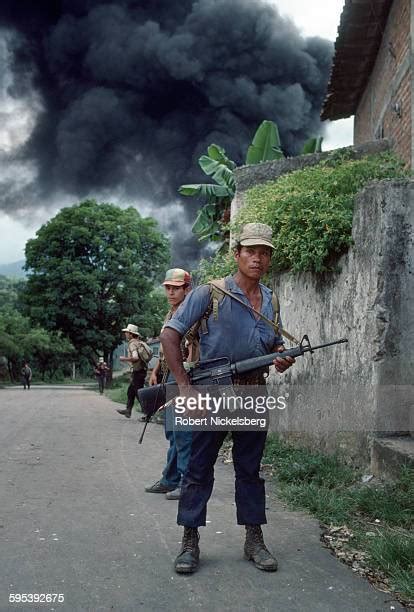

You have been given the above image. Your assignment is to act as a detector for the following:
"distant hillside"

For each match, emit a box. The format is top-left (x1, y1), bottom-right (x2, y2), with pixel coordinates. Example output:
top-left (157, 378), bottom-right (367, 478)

top-left (0, 260), bottom-right (26, 278)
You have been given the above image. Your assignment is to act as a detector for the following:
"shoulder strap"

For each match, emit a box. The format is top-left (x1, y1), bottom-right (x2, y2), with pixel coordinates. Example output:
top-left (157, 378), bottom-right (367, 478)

top-left (195, 278), bottom-right (226, 336)
top-left (210, 278), bottom-right (226, 320)
top-left (209, 280), bottom-right (299, 345)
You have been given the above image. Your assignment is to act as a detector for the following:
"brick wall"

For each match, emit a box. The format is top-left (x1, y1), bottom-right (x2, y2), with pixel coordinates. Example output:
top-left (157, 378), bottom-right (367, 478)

top-left (354, 0), bottom-right (411, 166)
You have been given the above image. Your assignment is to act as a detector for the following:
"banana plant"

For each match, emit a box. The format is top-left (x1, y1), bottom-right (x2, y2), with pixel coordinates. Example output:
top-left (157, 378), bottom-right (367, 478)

top-left (179, 144), bottom-right (235, 247)
top-left (179, 123), bottom-right (323, 245)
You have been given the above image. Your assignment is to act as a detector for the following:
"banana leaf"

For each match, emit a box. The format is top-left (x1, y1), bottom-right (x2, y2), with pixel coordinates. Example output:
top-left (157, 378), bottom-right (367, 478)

top-left (245, 120), bottom-right (284, 165)
top-left (206, 144), bottom-right (236, 169)
top-left (178, 183), bottom-right (230, 198)
top-left (302, 136), bottom-right (323, 154)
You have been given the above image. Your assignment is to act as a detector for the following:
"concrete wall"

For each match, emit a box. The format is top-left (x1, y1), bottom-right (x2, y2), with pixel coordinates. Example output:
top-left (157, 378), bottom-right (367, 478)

top-left (354, 0), bottom-right (411, 167)
top-left (266, 180), bottom-right (414, 464)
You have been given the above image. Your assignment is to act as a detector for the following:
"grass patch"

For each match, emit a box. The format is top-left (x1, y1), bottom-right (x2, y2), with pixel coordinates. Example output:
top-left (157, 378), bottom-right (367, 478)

top-left (104, 375), bottom-right (144, 414)
top-left (105, 381), bottom-right (129, 405)
top-left (264, 434), bottom-right (414, 603)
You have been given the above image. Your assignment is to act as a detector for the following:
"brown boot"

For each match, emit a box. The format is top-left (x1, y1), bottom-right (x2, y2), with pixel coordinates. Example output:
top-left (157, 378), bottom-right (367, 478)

top-left (244, 525), bottom-right (278, 571)
top-left (174, 527), bottom-right (200, 574)
top-left (116, 408), bottom-right (131, 418)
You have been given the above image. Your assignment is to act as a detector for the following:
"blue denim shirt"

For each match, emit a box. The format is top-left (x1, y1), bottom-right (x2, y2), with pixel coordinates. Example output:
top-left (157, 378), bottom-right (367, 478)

top-left (165, 275), bottom-right (283, 363)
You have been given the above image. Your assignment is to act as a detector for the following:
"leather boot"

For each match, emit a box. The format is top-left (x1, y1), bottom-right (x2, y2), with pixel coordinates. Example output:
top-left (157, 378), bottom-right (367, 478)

top-left (116, 408), bottom-right (131, 418)
top-left (174, 527), bottom-right (200, 574)
top-left (244, 525), bottom-right (278, 571)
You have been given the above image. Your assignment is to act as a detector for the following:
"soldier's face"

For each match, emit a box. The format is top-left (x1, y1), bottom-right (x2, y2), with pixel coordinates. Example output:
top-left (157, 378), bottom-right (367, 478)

top-left (164, 284), bottom-right (187, 307)
top-left (234, 245), bottom-right (272, 279)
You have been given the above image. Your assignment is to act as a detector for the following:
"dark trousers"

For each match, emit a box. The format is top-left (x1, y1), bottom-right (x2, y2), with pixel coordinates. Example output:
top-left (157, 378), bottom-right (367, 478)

top-left (126, 369), bottom-right (146, 415)
top-left (22, 376), bottom-right (31, 390)
top-left (97, 375), bottom-right (106, 394)
top-left (177, 430), bottom-right (267, 527)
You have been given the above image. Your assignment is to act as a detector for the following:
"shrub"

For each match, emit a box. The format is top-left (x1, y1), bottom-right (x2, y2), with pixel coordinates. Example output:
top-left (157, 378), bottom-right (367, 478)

top-left (236, 151), bottom-right (407, 273)
top-left (195, 152), bottom-right (407, 280)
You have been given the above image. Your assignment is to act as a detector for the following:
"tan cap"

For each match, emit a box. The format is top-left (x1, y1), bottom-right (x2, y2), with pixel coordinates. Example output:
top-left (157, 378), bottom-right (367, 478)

top-left (122, 323), bottom-right (141, 336)
top-left (238, 223), bottom-right (275, 249)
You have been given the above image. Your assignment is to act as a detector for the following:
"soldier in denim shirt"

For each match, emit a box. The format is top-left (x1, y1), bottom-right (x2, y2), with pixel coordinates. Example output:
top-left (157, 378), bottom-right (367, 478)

top-left (161, 223), bottom-right (295, 574)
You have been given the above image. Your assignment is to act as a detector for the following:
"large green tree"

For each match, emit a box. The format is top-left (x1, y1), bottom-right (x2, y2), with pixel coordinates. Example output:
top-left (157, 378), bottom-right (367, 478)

top-left (22, 200), bottom-right (170, 363)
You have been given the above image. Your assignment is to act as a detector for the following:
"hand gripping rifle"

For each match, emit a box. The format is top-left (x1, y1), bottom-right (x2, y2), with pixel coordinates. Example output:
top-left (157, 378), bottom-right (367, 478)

top-left (137, 335), bottom-right (348, 443)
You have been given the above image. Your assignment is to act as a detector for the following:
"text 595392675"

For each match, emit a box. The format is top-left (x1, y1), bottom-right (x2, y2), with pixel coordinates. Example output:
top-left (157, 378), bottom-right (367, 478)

top-left (9, 594), bottom-right (65, 604)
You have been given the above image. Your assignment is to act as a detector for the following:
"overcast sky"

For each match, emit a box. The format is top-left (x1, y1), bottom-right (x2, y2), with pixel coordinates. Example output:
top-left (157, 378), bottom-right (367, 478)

top-left (0, 0), bottom-right (350, 265)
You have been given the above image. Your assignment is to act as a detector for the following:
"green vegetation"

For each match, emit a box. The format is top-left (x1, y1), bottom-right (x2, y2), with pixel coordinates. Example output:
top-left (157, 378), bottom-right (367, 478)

top-left (195, 151), bottom-right (407, 281)
top-left (263, 435), bottom-right (414, 602)
top-left (0, 277), bottom-right (76, 382)
top-left (179, 144), bottom-right (235, 248)
top-left (22, 199), bottom-right (170, 363)
top-left (180, 120), bottom-right (324, 249)
top-left (193, 251), bottom-right (237, 286)
top-left (105, 380), bottom-right (129, 405)
top-left (104, 374), bottom-right (144, 414)
top-left (238, 151), bottom-right (407, 273)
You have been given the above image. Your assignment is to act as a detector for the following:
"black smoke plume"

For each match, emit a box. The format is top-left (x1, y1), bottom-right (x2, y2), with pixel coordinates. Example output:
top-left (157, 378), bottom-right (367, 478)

top-left (0, 0), bottom-right (333, 262)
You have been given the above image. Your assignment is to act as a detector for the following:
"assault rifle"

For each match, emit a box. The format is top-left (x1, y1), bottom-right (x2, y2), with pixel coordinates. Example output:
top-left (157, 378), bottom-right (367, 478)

top-left (137, 335), bottom-right (348, 443)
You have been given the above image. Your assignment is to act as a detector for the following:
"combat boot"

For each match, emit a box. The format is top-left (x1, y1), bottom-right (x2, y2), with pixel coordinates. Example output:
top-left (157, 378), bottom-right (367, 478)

top-left (244, 525), bottom-right (278, 571)
top-left (174, 527), bottom-right (200, 574)
top-left (116, 408), bottom-right (131, 418)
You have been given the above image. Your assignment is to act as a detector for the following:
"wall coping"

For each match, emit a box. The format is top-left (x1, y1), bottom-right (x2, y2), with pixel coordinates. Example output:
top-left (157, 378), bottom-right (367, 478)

top-left (234, 139), bottom-right (391, 193)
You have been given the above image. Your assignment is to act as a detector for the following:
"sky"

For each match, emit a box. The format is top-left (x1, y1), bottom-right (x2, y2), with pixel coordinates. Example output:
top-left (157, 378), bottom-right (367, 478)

top-left (0, 0), bottom-right (350, 266)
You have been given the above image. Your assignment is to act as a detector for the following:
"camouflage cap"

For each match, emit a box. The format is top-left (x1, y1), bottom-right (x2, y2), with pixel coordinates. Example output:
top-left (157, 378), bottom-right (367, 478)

top-left (238, 223), bottom-right (275, 249)
top-left (162, 268), bottom-right (191, 286)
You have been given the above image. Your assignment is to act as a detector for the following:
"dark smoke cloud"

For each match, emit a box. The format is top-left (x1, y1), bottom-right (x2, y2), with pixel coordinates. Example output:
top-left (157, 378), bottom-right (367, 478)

top-left (0, 0), bottom-right (333, 262)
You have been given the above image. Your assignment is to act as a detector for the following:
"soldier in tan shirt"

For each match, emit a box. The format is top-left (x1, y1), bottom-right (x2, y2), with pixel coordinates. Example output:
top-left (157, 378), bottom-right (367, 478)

top-left (116, 324), bottom-right (150, 418)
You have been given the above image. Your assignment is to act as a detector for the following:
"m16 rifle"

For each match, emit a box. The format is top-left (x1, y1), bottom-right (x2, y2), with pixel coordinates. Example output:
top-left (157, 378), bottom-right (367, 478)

top-left (137, 335), bottom-right (348, 443)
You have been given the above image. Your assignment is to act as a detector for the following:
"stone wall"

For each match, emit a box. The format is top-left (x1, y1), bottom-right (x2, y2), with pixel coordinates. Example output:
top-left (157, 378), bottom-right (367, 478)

top-left (232, 144), bottom-right (413, 464)
top-left (265, 180), bottom-right (414, 464)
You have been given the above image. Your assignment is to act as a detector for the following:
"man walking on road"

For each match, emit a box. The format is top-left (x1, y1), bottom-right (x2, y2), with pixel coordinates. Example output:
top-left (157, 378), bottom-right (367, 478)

top-left (160, 223), bottom-right (295, 574)
top-left (94, 357), bottom-right (110, 394)
top-left (116, 324), bottom-right (150, 419)
top-left (145, 268), bottom-right (196, 501)
top-left (21, 363), bottom-right (32, 390)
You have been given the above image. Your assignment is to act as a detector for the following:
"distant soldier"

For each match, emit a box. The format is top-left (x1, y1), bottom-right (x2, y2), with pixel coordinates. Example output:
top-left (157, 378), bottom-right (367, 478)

top-left (94, 357), bottom-right (110, 394)
top-left (117, 324), bottom-right (152, 419)
top-left (21, 363), bottom-right (32, 390)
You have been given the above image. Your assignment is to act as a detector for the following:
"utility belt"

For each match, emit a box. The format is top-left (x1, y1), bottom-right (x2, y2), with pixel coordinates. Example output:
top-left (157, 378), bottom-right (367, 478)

top-left (131, 365), bottom-right (147, 374)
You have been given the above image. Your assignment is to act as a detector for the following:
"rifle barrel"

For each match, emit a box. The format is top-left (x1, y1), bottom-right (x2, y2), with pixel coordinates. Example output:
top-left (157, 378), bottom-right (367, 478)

top-left (234, 337), bottom-right (348, 375)
top-left (304, 338), bottom-right (348, 352)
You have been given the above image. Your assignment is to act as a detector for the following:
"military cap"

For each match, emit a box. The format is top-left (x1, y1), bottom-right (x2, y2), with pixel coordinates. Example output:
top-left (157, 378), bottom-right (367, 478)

top-left (238, 223), bottom-right (275, 249)
top-left (162, 268), bottom-right (191, 287)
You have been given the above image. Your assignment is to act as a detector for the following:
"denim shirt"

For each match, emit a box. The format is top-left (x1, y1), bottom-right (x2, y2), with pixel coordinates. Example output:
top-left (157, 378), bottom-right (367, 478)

top-left (165, 275), bottom-right (283, 363)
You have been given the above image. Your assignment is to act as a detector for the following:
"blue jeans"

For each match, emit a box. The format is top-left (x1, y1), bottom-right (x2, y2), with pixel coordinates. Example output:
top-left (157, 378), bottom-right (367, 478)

top-left (160, 408), bottom-right (192, 488)
top-left (177, 430), bottom-right (267, 526)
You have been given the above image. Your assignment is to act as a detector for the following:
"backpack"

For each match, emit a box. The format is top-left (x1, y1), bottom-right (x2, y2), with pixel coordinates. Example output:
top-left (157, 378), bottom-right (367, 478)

top-left (138, 341), bottom-right (153, 366)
